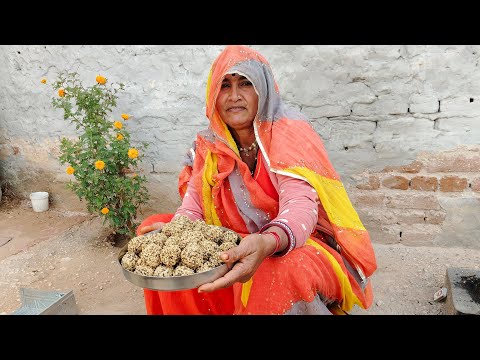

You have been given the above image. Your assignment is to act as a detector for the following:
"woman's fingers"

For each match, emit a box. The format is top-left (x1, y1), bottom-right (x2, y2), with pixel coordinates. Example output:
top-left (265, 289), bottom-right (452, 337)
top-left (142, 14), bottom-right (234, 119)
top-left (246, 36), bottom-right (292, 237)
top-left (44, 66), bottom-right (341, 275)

top-left (138, 225), bottom-right (155, 235)
top-left (137, 222), bottom-right (164, 235)
top-left (198, 264), bottom-right (247, 292)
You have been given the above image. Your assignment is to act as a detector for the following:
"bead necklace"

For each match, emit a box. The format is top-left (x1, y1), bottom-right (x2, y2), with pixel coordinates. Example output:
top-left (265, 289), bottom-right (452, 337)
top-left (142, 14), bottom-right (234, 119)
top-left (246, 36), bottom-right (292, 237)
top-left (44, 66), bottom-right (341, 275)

top-left (238, 140), bottom-right (258, 157)
top-left (250, 152), bottom-right (258, 176)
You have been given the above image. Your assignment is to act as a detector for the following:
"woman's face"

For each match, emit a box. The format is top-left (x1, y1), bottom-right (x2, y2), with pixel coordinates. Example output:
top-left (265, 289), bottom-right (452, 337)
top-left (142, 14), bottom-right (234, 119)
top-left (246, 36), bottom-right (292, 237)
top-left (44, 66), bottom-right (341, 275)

top-left (215, 73), bottom-right (258, 132)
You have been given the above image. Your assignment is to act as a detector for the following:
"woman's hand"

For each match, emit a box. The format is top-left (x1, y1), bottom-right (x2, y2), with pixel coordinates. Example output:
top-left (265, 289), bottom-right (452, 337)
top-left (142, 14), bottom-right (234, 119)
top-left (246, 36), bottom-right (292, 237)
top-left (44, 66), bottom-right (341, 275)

top-left (137, 222), bottom-right (165, 236)
top-left (197, 233), bottom-right (277, 293)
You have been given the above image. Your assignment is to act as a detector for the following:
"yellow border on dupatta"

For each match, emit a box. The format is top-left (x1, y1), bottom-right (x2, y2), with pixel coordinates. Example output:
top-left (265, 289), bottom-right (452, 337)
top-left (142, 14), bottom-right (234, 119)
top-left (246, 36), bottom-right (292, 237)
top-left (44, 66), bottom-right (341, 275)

top-left (282, 167), bottom-right (366, 231)
top-left (241, 279), bottom-right (253, 307)
top-left (305, 239), bottom-right (363, 311)
top-left (239, 239), bottom-right (363, 312)
top-left (202, 149), bottom-right (222, 226)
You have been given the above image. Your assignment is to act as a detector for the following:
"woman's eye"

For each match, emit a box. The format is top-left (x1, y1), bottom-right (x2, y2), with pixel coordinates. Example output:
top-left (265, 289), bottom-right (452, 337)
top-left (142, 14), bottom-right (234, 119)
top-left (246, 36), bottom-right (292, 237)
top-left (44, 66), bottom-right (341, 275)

top-left (221, 83), bottom-right (230, 88)
top-left (241, 81), bottom-right (252, 87)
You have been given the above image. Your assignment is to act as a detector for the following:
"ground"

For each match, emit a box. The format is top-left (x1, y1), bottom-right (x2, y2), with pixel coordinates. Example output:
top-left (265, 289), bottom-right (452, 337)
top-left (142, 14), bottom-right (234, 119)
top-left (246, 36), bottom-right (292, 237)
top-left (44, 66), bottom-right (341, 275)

top-left (1, 196), bottom-right (479, 315)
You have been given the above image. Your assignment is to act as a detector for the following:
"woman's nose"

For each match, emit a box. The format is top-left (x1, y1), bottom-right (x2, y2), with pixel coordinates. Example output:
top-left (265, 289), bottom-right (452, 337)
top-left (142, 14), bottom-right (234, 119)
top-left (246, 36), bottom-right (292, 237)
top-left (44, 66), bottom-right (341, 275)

top-left (229, 86), bottom-right (241, 100)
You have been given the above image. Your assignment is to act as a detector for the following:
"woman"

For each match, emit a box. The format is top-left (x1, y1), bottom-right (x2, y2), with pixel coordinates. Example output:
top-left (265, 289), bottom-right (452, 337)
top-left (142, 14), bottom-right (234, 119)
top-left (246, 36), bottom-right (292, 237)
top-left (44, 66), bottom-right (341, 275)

top-left (137, 45), bottom-right (377, 315)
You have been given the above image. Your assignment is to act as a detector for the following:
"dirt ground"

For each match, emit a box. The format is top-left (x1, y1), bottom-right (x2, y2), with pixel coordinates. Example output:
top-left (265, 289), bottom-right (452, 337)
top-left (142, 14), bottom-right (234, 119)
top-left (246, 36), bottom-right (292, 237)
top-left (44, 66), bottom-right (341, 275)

top-left (1, 196), bottom-right (479, 315)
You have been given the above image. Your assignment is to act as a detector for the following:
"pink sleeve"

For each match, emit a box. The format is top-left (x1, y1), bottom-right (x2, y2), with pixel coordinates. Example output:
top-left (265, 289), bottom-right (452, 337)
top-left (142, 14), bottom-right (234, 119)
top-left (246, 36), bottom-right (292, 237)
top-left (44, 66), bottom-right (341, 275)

top-left (270, 174), bottom-right (320, 248)
top-left (173, 179), bottom-right (204, 222)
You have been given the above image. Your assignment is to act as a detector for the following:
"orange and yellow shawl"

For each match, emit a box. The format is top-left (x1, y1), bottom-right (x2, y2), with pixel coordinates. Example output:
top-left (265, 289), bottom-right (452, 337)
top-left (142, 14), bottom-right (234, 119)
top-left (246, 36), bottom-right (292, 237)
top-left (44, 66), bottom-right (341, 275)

top-left (178, 45), bottom-right (377, 314)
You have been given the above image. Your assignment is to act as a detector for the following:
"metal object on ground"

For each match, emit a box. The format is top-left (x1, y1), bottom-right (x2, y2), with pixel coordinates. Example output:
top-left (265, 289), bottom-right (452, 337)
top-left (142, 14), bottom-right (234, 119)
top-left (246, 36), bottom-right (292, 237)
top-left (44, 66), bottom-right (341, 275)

top-left (445, 267), bottom-right (480, 315)
top-left (433, 287), bottom-right (448, 302)
top-left (11, 288), bottom-right (78, 315)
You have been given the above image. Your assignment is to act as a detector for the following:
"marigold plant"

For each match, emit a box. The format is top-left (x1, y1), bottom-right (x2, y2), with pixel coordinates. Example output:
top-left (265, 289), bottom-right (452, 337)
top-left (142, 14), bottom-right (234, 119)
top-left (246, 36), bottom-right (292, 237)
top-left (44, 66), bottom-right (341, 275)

top-left (48, 71), bottom-right (150, 238)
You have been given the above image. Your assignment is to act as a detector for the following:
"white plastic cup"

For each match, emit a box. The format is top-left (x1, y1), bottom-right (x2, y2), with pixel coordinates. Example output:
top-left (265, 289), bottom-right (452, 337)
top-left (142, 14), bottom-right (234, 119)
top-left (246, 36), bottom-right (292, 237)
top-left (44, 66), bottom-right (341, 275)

top-left (30, 191), bottom-right (49, 212)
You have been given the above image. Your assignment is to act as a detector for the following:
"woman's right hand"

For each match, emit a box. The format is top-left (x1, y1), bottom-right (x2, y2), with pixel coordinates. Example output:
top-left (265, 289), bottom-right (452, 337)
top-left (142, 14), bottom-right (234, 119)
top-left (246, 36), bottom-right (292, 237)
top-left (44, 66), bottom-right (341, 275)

top-left (137, 222), bottom-right (165, 236)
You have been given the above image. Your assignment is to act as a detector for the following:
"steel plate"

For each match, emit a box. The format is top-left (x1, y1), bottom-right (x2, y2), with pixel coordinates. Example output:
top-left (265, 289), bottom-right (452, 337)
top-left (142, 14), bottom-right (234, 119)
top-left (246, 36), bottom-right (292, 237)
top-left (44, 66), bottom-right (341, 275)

top-left (118, 228), bottom-right (239, 291)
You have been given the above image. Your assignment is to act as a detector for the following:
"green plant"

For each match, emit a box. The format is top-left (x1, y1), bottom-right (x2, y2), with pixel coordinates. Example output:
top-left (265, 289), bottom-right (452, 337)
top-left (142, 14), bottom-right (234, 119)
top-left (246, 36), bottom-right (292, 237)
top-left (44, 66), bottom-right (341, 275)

top-left (45, 71), bottom-right (150, 238)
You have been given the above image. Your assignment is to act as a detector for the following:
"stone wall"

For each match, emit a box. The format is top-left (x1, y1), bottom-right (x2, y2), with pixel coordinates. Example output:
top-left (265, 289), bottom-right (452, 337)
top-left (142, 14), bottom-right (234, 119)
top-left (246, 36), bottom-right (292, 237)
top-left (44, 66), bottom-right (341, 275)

top-left (1, 45), bottom-right (479, 248)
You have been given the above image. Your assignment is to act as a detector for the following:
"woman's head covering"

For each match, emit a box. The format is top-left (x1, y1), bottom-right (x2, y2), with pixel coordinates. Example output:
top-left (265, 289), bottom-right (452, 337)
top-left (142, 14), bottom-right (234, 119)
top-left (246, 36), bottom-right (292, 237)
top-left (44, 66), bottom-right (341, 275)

top-left (205, 45), bottom-right (307, 155)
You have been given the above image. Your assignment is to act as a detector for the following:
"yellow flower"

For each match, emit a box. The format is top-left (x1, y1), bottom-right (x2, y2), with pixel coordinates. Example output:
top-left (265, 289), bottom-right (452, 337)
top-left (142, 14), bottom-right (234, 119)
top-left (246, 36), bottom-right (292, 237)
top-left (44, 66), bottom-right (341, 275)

top-left (40, 78), bottom-right (47, 84)
top-left (96, 75), bottom-right (107, 85)
top-left (121, 113), bottom-right (130, 120)
top-left (95, 160), bottom-right (105, 170)
top-left (58, 88), bottom-right (65, 97)
top-left (101, 207), bottom-right (109, 215)
top-left (113, 121), bottom-right (123, 129)
top-left (132, 173), bottom-right (138, 178)
top-left (128, 148), bottom-right (139, 159)
top-left (66, 166), bottom-right (75, 175)
top-left (116, 134), bottom-right (124, 140)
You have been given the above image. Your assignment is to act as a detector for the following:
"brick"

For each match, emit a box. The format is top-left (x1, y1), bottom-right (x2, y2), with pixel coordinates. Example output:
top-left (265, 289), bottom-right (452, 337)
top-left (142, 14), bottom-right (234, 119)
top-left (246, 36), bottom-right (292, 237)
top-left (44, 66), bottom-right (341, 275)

top-left (363, 208), bottom-right (446, 226)
top-left (471, 178), bottom-right (480, 192)
top-left (397, 224), bottom-right (441, 246)
top-left (356, 175), bottom-right (380, 190)
top-left (350, 192), bottom-right (385, 207)
top-left (400, 231), bottom-right (437, 246)
top-left (358, 209), bottom-right (396, 225)
top-left (425, 153), bottom-right (480, 172)
top-left (365, 227), bottom-right (400, 245)
top-left (382, 175), bottom-right (409, 190)
top-left (385, 193), bottom-right (441, 210)
top-left (410, 176), bottom-right (438, 191)
top-left (424, 210), bottom-right (447, 225)
top-left (382, 160), bottom-right (423, 174)
top-left (439, 176), bottom-right (468, 192)
top-left (395, 210), bottom-right (429, 225)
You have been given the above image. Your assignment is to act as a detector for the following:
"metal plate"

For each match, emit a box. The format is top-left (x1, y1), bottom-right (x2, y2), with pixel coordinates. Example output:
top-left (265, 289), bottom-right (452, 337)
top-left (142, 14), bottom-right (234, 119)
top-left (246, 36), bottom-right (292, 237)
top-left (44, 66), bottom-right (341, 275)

top-left (118, 228), bottom-right (239, 291)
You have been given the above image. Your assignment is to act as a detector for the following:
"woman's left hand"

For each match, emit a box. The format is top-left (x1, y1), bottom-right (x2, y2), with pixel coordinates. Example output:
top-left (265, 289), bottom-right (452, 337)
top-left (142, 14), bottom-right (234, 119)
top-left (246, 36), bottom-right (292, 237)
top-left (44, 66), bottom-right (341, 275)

top-left (197, 233), bottom-right (275, 293)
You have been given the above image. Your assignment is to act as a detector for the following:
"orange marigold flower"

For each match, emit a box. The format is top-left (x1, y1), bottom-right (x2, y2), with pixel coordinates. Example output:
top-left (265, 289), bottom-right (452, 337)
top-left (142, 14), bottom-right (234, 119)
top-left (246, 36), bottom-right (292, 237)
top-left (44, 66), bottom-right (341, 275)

top-left (66, 166), bottom-right (75, 175)
top-left (113, 121), bottom-right (123, 129)
top-left (121, 113), bottom-right (130, 120)
top-left (96, 75), bottom-right (107, 85)
top-left (58, 88), bottom-right (65, 97)
top-left (95, 160), bottom-right (105, 170)
top-left (128, 148), bottom-right (139, 159)
top-left (116, 134), bottom-right (124, 141)
top-left (40, 78), bottom-right (47, 84)
top-left (132, 173), bottom-right (138, 178)
top-left (101, 207), bottom-right (109, 215)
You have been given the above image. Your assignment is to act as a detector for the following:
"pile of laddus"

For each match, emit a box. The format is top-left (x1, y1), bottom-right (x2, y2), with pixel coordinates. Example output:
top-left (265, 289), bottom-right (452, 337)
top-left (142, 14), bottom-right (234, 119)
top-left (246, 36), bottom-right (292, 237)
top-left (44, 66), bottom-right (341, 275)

top-left (120, 215), bottom-right (240, 277)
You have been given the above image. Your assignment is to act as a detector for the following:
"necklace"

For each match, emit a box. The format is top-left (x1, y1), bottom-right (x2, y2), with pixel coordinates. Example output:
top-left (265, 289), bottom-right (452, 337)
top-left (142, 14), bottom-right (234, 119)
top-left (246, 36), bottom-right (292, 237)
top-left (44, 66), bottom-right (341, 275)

top-left (250, 153), bottom-right (258, 176)
top-left (238, 140), bottom-right (258, 157)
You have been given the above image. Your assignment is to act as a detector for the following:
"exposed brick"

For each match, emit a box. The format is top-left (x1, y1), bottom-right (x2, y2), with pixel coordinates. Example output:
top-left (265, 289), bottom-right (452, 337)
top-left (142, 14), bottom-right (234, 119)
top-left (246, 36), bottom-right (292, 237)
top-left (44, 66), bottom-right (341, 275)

top-left (364, 208), bottom-right (446, 226)
top-left (366, 227), bottom-right (400, 245)
top-left (400, 231), bottom-right (437, 246)
top-left (382, 175), bottom-right (409, 190)
top-left (439, 176), bottom-right (468, 192)
top-left (385, 193), bottom-right (441, 210)
top-left (425, 153), bottom-right (480, 172)
top-left (471, 178), bottom-right (480, 192)
top-left (410, 176), bottom-right (438, 191)
top-left (358, 209), bottom-right (396, 225)
top-left (424, 210), bottom-right (447, 225)
top-left (356, 175), bottom-right (380, 190)
top-left (382, 160), bottom-right (423, 174)
top-left (350, 192), bottom-right (385, 207)
top-left (395, 210), bottom-right (429, 225)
